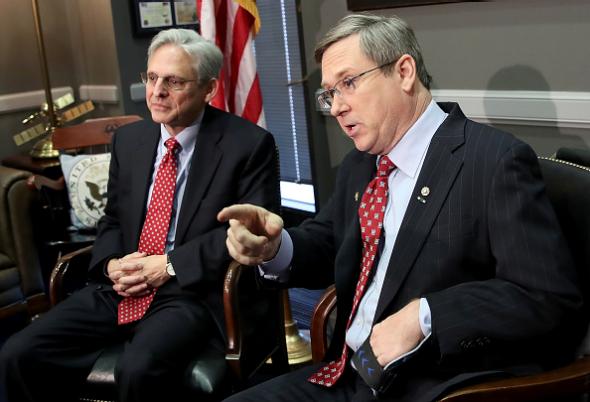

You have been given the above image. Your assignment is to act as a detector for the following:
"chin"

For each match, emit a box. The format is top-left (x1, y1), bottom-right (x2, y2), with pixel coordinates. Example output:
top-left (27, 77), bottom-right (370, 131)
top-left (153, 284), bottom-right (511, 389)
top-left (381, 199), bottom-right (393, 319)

top-left (352, 138), bottom-right (370, 153)
top-left (150, 113), bottom-right (171, 125)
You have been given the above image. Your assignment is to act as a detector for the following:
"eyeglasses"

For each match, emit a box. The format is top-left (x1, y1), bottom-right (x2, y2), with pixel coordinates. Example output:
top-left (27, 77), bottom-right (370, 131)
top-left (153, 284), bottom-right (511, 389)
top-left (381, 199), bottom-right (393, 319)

top-left (140, 72), bottom-right (197, 91)
top-left (317, 60), bottom-right (398, 110)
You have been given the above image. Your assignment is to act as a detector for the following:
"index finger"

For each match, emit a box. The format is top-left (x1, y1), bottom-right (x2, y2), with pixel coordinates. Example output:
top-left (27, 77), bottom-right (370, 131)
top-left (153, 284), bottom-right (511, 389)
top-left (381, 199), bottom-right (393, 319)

top-left (118, 262), bottom-right (143, 272)
top-left (217, 204), bottom-right (260, 223)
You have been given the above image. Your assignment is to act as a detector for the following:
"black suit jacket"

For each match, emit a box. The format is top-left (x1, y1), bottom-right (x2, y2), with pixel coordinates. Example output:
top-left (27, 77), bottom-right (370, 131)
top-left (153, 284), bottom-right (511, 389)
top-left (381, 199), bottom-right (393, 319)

top-left (90, 105), bottom-right (279, 334)
top-left (286, 103), bottom-right (582, 399)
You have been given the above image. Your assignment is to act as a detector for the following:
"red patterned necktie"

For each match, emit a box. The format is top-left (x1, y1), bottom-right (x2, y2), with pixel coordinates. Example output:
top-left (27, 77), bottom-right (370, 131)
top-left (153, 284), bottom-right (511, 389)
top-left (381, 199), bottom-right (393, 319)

top-left (308, 155), bottom-right (395, 387)
top-left (117, 137), bottom-right (180, 325)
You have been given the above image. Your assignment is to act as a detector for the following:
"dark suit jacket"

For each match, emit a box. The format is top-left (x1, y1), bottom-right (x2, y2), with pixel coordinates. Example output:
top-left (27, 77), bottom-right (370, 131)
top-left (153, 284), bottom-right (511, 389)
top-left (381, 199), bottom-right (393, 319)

top-left (285, 102), bottom-right (582, 400)
top-left (89, 105), bottom-right (279, 334)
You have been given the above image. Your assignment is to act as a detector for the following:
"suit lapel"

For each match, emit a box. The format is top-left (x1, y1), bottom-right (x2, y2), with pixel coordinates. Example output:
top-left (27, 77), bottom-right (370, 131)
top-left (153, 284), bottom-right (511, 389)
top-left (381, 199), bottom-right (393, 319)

top-left (374, 105), bottom-right (467, 321)
top-left (336, 153), bottom-right (377, 305)
top-left (175, 107), bottom-right (223, 242)
top-left (130, 122), bottom-right (160, 247)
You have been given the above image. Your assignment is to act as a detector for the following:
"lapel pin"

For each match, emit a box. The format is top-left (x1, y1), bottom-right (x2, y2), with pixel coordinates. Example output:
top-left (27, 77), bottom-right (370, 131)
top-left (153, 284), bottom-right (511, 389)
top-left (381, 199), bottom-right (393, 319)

top-left (417, 186), bottom-right (430, 204)
top-left (354, 192), bottom-right (359, 202)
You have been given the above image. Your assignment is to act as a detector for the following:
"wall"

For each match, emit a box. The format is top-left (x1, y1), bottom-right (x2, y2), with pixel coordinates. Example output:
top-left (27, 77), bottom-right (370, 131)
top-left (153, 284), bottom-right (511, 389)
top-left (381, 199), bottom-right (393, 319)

top-left (299, 0), bottom-right (590, 202)
top-left (109, 0), bottom-right (152, 119)
top-left (1, 1), bottom-right (588, 204)
top-left (0, 0), bottom-right (123, 161)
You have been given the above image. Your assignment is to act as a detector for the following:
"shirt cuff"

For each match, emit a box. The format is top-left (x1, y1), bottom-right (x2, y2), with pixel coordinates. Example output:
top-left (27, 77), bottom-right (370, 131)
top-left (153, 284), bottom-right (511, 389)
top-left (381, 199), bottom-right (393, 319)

top-left (257, 230), bottom-right (293, 282)
top-left (382, 298), bottom-right (432, 370)
top-left (419, 297), bottom-right (432, 337)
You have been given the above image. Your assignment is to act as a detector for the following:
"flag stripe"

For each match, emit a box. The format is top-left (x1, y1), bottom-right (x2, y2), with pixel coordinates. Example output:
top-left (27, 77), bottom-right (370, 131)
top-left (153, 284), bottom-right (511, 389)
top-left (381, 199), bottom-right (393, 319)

top-left (228, 6), bottom-right (252, 112)
top-left (234, 37), bottom-right (257, 115)
top-left (199, 0), bottom-right (265, 127)
top-left (242, 75), bottom-right (263, 123)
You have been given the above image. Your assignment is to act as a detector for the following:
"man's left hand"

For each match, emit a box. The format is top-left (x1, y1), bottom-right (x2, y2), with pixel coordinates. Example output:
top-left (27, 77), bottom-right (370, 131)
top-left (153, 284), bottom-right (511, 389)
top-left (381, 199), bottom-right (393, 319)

top-left (369, 299), bottom-right (424, 367)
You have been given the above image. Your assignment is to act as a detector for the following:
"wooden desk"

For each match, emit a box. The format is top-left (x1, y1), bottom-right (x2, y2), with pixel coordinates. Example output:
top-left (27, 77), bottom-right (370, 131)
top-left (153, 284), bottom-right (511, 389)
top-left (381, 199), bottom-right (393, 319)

top-left (2, 153), bottom-right (61, 179)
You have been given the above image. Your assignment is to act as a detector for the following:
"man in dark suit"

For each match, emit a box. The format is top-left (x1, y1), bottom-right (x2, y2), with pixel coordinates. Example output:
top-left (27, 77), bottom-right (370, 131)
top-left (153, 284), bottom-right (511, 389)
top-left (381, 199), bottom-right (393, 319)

top-left (218, 14), bottom-right (582, 402)
top-left (0, 28), bottom-right (278, 402)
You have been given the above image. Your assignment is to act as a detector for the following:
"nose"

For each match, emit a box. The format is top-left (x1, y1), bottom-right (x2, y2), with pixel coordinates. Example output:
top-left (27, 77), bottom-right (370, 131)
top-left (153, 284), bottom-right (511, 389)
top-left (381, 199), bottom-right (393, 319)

top-left (152, 77), bottom-right (169, 97)
top-left (330, 93), bottom-right (349, 117)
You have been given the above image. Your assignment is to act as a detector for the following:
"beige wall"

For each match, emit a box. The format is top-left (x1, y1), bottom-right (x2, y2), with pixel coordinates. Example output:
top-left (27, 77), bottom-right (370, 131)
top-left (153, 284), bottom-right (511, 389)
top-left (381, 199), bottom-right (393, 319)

top-left (1, 0), bottom-right (588, 203)
top-left (0, 0), bottom-right (122, 160)
top-left (300, 0), bottom-right (590, 198)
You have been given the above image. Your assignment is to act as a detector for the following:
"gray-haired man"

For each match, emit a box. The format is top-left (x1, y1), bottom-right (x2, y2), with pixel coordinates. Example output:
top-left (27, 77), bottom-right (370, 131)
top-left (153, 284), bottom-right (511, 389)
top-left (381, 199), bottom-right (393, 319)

top-left (1, 28), bottom-right (279, 402)
top-left (219, 13), bottom-right (581, 402)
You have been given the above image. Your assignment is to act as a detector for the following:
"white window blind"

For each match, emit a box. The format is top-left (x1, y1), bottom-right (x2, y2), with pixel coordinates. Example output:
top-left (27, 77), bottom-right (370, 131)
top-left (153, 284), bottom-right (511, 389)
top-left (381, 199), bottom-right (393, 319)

top-left (255, 0), bottom-right (315, 212)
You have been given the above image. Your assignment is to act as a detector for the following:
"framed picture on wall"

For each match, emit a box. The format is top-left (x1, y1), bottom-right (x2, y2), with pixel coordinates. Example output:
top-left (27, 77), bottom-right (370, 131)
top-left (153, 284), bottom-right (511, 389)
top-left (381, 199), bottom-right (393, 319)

top-left (347, 0), bottom-right (471, 11)
top-left (131, 1), bottom-right (199, 37)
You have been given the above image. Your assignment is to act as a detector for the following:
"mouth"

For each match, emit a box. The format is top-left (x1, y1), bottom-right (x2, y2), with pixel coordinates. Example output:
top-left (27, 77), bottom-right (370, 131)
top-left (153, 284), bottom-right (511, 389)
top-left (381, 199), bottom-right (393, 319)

top-left (150, 103), bottom-right (169, 111)
top-left (342, 122), bottom-right (359, 137)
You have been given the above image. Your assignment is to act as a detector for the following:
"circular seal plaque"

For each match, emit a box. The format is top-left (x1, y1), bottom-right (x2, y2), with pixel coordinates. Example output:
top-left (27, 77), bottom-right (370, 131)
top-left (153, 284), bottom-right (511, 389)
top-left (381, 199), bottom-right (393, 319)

top-left (67, 153), bottom-right (110, 228)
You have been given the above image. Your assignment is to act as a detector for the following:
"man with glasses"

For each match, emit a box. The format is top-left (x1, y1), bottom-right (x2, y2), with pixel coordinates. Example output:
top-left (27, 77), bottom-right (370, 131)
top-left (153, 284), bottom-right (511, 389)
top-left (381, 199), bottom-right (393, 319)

top-left (0, 28), bottom-right (279, 402)
top-left (219, 13), bottom-right (581, 402)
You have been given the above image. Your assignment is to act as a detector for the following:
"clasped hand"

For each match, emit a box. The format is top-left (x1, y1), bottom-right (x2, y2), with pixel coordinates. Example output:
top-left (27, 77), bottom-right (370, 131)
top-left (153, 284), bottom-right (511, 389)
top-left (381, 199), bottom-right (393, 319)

top-left (107, 252), bottom-right (168, 297)
top-left (217, 203), bottom-right (283, 265)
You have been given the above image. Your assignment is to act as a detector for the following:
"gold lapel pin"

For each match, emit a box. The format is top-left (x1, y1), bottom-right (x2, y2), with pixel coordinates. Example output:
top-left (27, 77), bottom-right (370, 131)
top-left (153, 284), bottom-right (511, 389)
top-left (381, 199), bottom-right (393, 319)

top-left (354, 192), bottom-right (359, 202)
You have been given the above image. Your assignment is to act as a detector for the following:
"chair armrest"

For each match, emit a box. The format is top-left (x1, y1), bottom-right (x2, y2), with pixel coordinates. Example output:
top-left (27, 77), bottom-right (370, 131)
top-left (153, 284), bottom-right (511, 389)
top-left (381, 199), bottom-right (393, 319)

top-left (439, 355), bottom-right (590, 401)
top-left (310, 284), bottom-right (337, 363)
top-left (224, 260), bottom-right (246, 357)
top-left (49, 245), bottom-right (93, 306)
top-left (223, 261), bottom-right (288, 382)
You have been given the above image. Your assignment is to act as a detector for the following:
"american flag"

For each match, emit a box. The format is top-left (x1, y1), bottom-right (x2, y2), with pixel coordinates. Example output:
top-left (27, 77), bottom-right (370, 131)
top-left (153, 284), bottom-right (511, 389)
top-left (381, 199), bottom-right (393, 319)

top-left (197, 0), bottom-right (265, 127)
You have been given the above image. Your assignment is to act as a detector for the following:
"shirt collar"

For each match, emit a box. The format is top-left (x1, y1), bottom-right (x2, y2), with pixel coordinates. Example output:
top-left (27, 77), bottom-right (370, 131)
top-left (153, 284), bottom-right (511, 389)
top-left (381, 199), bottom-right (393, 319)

top-left (386, 100), bottom-right (448, 179)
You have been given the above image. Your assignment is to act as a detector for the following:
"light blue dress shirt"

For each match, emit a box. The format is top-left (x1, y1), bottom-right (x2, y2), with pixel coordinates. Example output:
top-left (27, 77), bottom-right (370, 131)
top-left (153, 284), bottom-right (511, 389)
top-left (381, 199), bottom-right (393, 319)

top-left (146, 112), bottom-right (203, 253)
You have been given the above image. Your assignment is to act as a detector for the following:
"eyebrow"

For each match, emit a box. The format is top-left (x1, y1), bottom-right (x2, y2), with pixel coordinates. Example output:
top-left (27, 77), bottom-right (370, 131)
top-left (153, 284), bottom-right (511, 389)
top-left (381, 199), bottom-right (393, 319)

top-left (320, 66), bottom-right (356, 88)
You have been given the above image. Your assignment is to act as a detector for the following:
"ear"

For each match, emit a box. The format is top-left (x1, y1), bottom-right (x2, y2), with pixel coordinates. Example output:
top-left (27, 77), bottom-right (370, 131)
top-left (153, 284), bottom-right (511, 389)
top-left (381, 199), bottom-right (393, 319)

top-left (204, 78), bottom-right (219, 103)
top-left (396, 54), bottom-right (417, 93)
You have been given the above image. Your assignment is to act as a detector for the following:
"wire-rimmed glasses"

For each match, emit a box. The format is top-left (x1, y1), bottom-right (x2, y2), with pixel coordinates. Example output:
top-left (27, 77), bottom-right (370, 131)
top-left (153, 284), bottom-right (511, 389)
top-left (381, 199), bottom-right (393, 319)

top-left (317, 60), bottom-right (398, 110)
top-left (140, 72), bottom-right (197, 91)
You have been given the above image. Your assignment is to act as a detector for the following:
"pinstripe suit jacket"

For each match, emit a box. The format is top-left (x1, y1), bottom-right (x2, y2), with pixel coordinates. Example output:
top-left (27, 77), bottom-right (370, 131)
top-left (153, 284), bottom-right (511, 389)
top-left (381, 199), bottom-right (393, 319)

top-left (287, 102), bottom-right (582, 400)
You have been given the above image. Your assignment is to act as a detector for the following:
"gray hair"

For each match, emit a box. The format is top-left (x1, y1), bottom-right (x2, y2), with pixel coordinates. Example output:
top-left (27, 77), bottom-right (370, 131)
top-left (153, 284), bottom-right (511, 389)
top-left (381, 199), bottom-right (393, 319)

top-left (315, 14), bottom-right (432, 89)
top-left (148, 28), bottom-right (223, 85)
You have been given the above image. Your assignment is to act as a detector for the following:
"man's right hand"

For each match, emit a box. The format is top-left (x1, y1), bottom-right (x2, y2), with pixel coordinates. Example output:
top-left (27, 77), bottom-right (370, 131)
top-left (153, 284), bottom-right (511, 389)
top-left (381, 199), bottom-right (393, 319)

top-left (217, 204), bottom-right (283, 266)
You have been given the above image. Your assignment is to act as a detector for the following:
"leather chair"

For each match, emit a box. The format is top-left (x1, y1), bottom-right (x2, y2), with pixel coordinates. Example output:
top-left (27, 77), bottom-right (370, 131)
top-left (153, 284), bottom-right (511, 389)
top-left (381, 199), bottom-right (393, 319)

top-left (556, 147), bottom-right (590, 168)
top-left (0, 165), bottom-right (49, 321)
top-left (50, 247), bottom-right (289, 401)
top-left (0, 116), bottom-right (143, 323)
top-left (310, 156), bottom-right (590, 401)
top-left (45, 115), bottom-right (289, 400)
